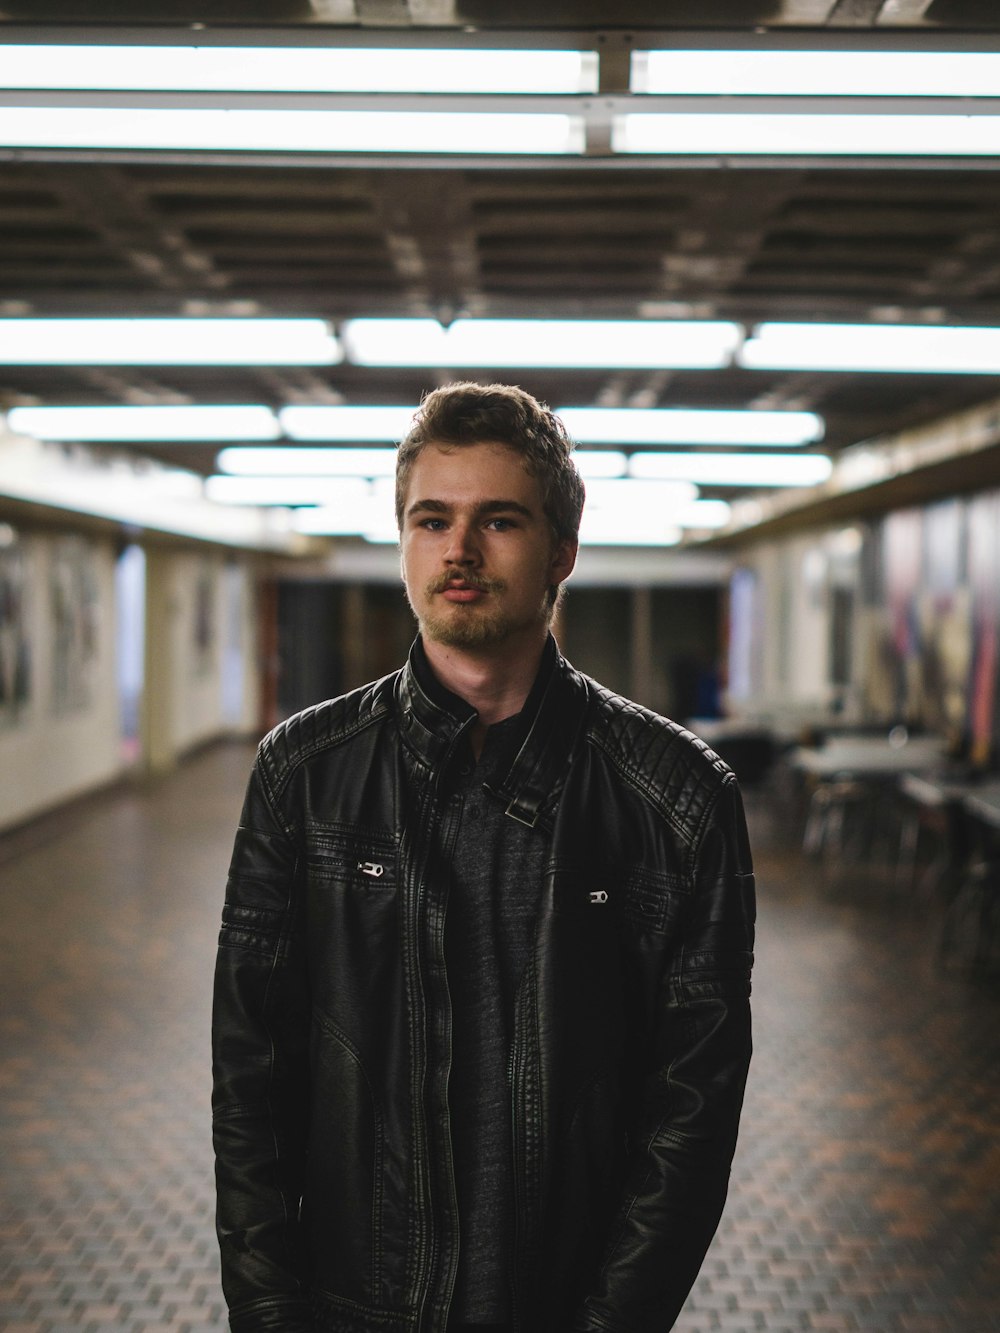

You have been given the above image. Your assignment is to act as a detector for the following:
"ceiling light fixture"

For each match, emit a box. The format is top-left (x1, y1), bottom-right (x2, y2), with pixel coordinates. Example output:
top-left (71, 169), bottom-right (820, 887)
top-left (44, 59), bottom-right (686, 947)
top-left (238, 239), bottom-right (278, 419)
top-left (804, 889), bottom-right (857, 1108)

top-left (279, 405), bottom-right (416, 440)
top-left (205, 475), bottom-right (372, 506)
top-left (341, 318), bottom-right (742, 368)
top-left (558, 406), bottom-right (824, 446)
top-left (586, 478), bottom-right (698, 507)
top-left (579, 480), bottom-right (724, 546)
top-left (613, 111), bottom-right (1000, 158)
top-left (628, 452), bottom-right (833, 487)
top-left (0, 319), bottom-right (339, 365)
top-left (0, 108), bottom-right (584, 156)
top-left (215, 447), bottom-right (628, 481)
top-left (6, 403), bottom-right (281, 441)
top-left (0, 44), bottom-right (598, 95)
top-left (740, 322), bottom-right (1000, 373)
top-left (217, 447), bottom-right (399, 477)
top-left (632, 48), bottom-right (1000, 97)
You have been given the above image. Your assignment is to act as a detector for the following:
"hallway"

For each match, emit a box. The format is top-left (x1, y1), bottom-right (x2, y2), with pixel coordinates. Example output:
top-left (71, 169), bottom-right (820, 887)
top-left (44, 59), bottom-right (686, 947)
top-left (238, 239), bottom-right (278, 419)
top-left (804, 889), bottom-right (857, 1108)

top-left (1, 743), bottom-right (998, 1333)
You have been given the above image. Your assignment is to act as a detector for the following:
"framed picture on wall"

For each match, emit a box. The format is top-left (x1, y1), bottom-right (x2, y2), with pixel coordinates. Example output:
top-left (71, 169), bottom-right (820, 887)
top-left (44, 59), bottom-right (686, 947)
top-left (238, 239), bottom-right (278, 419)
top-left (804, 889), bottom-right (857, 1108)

top-left (193, 558), bottom-right (216, 679)
top-left (0, 530), bottom-right (31, 727)
top-left (51, 535), bottom-right (100, 715)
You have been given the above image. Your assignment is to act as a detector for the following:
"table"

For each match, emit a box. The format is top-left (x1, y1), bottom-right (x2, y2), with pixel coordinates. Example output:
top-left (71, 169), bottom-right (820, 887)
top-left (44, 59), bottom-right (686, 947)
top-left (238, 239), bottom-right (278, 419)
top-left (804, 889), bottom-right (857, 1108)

top-left (792, 735), bottom-right (947, 781)
top-left (793, 735), bottom-right (947, 865)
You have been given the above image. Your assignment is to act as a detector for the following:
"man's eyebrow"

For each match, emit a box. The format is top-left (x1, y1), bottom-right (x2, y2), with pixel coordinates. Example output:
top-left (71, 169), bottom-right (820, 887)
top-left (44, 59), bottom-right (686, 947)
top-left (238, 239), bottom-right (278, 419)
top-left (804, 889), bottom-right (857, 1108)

top-left (406, 498), bottom-right (448, 517)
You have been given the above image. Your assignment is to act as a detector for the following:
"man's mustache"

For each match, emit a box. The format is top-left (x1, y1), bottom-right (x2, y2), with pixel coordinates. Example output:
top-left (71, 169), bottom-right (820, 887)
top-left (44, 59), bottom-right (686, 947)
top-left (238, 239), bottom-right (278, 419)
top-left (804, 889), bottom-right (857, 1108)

top-left (426, 571), bottom-right (506, 595)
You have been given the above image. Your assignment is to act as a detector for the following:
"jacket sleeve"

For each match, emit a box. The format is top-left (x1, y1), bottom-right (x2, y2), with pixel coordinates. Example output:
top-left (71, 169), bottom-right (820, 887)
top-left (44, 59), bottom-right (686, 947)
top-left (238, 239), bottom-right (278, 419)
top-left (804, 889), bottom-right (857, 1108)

top-left (574, 774), bottom-right (756, 1333)
top-left (211, 753), bottom-right (315, 1332)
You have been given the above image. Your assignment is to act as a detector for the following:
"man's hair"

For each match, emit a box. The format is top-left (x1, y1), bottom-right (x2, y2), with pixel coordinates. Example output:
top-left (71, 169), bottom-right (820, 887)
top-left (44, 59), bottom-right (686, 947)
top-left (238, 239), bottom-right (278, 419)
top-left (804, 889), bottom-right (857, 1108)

top-left (395, 381), bottom-right (585, 545)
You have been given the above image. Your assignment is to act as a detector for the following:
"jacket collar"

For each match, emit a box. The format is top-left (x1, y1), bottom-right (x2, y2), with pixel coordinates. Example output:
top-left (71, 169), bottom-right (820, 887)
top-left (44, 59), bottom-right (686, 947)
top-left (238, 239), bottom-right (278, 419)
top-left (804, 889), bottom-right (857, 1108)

top-left (395, 634), bottom-right (589, 830)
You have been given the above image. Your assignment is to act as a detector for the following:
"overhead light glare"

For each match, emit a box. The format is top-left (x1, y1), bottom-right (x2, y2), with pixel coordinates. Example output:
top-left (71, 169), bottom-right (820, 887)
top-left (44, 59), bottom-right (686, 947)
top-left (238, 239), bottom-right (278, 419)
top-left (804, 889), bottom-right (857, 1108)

top-left (205, 475), bottom-right (372, 506)
top-left (585, 478), bottom-right (698, 508)
top-left (741, 322), bottom-right (1000, 373)
top-left (6, 403), bottom-right (281, 441)
top-left (342, 318), bottom-right (742, 369)
top-left (217, 447), bottom-right (398, 477)
top-left (0, 45), bottom-right (598, 94)
top-left (632, 48), bottom-right (1000, 97)
top-left (613, 112), bottom-right (1000, 158)
top-left (0, 108), bottom-right (583, 156)
top-left (572, 451), bottom-right (628, 478)
top-left (280, 405), bottom-right (416, 441)
top-left (628, 452), bottom-right (833, 487)
top-left (558, 406), bottom-right (823, 446)
top-left (0, 319), bottom-right (339, 366)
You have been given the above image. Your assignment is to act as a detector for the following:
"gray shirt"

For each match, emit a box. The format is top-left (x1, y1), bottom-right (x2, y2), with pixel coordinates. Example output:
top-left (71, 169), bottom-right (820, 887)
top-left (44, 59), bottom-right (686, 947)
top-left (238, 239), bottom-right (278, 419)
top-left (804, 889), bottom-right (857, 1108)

top-left (412, 641), bottom-right (553, 1323)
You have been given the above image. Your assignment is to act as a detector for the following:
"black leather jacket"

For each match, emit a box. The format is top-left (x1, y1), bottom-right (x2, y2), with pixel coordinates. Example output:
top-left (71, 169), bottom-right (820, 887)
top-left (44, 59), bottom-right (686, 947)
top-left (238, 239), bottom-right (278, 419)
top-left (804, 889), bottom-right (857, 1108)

top-left (212, 641), bottom-right (755, 1333)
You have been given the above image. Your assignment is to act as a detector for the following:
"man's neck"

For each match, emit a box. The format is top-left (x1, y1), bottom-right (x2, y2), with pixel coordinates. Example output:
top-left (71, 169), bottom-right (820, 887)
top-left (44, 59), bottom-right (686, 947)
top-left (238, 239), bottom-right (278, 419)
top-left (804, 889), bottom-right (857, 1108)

top-left (420, 630), bottom-right (548, 756)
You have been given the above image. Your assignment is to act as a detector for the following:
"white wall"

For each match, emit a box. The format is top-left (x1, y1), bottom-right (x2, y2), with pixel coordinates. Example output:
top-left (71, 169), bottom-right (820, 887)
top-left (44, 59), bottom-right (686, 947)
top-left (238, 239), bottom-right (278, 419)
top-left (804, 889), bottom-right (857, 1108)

top-left (0, 530), bottom-right (121, 830)
top-left (0, 525), bottom-right (262, 833)
top-left (725, 524), bottom-right (864, 726)
top-left (163, 549), bottom-right (260, 755)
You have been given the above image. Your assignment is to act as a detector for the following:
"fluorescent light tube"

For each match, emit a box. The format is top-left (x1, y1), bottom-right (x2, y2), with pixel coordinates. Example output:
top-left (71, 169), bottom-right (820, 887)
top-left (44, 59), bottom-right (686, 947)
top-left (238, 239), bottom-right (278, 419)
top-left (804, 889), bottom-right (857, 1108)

top-left (293, 504), bottom-right (394, 539)
top-left (0, 107), bottom-right (584, 155)
top-left (558, 406), bottom-right (823, 446)
top-left (632, 49), bottom-right (1000, 97)
top-left (6, 404), bottom-right (281, 441)
top-left (1, 45), bottom-right (598, 94)
top-left (342, 318), bottom-right (742, 369)
top-left (629, 452), bottom-right (833, 487)
top-left (585, 478), bottom-right (699, 509)
top-left (205, 475), bottom-right (371, 506)
top-left (579, 511), bottom-right (683, 547)
top-left (217, 447), bottom-right (399, 477)
top-left (741, 322), bottom-right (1000, 373)
top-left (0, 319), bottom-right (339, 366)
top-left (218, 444), bottom-right (626, 480)
top-left (676, 499), bottom-right (731, 528)
top-left (613, 112), bottom-right (1000, 157)
top-left (280, 405), bottom-right (417, 441)
top-left (573, 452), bottom-right (628, 478)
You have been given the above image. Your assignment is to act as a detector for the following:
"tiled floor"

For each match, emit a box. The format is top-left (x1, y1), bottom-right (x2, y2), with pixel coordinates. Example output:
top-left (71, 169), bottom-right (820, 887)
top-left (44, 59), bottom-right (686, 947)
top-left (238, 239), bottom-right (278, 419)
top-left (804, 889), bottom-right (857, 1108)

top-left (1, 744), bottom-right (998, 1332)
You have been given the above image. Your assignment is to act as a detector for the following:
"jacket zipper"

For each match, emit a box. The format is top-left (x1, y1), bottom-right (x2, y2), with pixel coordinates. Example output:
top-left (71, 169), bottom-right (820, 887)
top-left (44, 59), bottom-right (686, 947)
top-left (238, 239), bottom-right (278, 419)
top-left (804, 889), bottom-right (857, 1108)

top-left (411, 739), bottom-right (467, 1333)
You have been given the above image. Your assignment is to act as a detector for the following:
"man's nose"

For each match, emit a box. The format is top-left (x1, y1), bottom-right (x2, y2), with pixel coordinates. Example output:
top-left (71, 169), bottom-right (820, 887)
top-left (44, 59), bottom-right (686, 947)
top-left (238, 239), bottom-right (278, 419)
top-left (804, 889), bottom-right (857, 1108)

top-left (444, 520), bottom-right (480, 565)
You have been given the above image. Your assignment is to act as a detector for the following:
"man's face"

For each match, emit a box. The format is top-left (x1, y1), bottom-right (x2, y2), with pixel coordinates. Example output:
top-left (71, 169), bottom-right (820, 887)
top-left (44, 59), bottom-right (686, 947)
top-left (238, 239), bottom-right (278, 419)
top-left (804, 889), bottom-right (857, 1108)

top-left (399, 441), bottom-right (576, 653)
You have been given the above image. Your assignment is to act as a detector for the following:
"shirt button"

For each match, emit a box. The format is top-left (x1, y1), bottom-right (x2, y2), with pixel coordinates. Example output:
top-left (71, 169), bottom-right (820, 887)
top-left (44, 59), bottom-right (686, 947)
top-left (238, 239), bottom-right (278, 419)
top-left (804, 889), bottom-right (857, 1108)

top-left (467, 805), bottom-right (481, 820)
top-left (459, 763), bottom-right (473, 777)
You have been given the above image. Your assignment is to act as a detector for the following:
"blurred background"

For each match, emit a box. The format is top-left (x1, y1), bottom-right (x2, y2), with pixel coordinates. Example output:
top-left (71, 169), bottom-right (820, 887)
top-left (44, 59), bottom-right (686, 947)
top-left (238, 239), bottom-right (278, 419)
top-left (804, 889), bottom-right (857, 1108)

top-left (1, 4), bottom-right (1000, 1332)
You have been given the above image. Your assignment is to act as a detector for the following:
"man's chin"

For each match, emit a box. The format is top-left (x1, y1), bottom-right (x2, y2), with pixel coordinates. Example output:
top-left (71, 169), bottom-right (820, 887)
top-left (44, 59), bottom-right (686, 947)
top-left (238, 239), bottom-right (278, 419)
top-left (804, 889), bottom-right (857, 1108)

top-left (420, 608), bottom-right (508, 650)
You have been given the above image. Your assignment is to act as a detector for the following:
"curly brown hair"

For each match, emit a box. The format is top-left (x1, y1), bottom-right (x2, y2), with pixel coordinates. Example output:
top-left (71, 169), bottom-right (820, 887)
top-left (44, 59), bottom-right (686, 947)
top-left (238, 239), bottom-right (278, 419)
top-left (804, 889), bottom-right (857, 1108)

top-left (394, 381), bottom-right (585, 545)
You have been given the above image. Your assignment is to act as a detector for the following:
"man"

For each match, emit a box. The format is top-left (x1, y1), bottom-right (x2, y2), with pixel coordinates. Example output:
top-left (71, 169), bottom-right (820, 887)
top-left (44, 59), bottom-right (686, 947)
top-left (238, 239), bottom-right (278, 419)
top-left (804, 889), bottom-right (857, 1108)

top-left (212, 382), bottom-right (755, 1333)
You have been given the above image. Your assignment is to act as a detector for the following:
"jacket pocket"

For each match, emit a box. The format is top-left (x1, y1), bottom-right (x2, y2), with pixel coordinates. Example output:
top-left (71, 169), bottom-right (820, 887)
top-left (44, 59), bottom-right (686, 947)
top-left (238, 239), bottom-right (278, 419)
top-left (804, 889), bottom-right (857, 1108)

top-left (305, 828), bottom-right (397, 892)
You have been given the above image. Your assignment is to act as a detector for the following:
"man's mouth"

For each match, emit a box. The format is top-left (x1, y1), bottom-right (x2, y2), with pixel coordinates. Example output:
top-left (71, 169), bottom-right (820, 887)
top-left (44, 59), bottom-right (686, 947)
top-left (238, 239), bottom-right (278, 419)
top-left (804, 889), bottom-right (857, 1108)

top-left (441, 581), bottom-right (486, 603)
top-left (428, 573), bottom-right (502, 603)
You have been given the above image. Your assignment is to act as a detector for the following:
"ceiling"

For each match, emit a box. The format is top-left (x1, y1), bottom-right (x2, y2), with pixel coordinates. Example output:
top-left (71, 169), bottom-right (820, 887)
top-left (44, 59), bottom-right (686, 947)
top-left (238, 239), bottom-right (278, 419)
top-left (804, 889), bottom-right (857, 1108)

top-left (3, 0), bottom-right (1000, 517)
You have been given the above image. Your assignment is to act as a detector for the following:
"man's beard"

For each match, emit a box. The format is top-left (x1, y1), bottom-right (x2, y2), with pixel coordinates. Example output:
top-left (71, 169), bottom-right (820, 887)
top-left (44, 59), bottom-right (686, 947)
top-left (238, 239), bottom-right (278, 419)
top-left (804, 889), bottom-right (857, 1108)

top-left (411, 571), bottom-right (550, 650)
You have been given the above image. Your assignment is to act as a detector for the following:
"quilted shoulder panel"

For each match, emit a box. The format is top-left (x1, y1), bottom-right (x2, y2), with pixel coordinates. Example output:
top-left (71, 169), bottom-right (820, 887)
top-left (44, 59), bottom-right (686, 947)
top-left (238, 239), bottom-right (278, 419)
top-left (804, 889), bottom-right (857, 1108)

top-left (256, 669), bottom-right (398, 804)
top-left (583, 678), bottom-right (734, 851)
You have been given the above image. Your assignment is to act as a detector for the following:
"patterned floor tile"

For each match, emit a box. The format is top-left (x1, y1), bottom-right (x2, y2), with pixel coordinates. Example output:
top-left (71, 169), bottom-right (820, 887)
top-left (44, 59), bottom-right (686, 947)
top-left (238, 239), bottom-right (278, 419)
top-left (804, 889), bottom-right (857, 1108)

top-left (1, 746), bottom-right (998, 1332)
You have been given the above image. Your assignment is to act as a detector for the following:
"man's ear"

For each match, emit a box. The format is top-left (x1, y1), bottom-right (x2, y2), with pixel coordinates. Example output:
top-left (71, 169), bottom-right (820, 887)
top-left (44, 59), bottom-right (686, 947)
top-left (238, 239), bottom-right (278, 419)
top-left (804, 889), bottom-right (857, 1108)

top-left (550, 537), bottom-right (578, 585)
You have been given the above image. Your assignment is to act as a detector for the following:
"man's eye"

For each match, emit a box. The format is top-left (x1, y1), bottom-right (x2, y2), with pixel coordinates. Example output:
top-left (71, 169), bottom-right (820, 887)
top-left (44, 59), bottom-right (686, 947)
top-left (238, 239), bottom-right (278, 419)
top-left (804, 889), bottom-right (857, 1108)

top-left (420, 518), bottom-right (446, 531)
top-left (487, 518), bottom-right (515, 531)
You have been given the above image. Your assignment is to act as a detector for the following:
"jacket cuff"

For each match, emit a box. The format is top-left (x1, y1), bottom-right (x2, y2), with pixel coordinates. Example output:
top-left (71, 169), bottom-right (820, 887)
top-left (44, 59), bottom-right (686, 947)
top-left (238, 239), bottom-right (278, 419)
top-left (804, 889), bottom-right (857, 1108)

top-left (229, 1295), bottom-right (314, 1332)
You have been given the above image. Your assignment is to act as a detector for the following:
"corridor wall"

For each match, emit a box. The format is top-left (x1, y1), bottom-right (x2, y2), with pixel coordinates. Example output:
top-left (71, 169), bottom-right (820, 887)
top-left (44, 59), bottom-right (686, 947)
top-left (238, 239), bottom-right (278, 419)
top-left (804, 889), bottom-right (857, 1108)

top-left (0, 522), bottom-right (262, 833)
top-left (0, 527), bottom-right (121, 830)
top-left (727, 487), bottom-right (1000, 763)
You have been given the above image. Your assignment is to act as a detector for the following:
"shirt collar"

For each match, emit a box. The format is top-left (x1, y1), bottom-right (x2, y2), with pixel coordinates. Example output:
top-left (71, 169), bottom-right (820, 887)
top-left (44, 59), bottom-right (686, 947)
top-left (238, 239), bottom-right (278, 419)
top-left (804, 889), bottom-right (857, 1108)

top-left (396, 634), bottom-right (588, 830)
